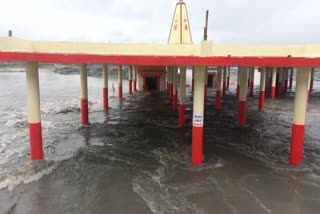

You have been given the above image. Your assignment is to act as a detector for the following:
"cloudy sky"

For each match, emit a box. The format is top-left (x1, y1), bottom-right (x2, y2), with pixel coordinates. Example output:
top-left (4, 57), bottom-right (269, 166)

top-left (0, 0), bottom-right (319, 44)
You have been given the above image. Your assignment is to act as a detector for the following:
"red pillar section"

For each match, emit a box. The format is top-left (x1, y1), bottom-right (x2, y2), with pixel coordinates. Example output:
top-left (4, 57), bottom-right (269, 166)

top-left (310, 68), bottom-right (314, 91)
top-left (238, 66), bottom-right (248, 126)
top-left (172, 67), bottom-right (178, 111)
top-left (102, 64), bottom-right (108, 110)
top-left (178, 66), bottom-right (187, 127)
top-left (216, 67), bottom-right (222, 111)
top-left (80, 64), bottom-right (89, 125)
top-left (259, 67), bottom-right (266, 110)
top-left (26, 62), bottom-right (43, 160)
top-left (128, 66), bottom-right (133, 95)
top-left (118, 65), bottom-right (123, 99)
top-left (290, 67), bottom-right (311, 165)
top-left (271, 67), bottom-right (277, 99)
top-left (192, 66), bottom-right (206, 165)
top-left (192, 67), bottom-right (194, 92)
top-left (249, 67), bottom-right (254, 97)
top-left (222, 67), bottom-right (227, 95)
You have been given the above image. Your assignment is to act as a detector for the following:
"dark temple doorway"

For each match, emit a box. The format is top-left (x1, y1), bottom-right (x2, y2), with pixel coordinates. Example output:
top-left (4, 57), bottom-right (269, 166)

top-left (145, 77), bottom-right (158, 90)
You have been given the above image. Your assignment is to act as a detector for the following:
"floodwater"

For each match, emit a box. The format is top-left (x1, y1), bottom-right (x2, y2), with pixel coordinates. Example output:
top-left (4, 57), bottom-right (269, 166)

top-left (0, 67), bottom-right (320, 214)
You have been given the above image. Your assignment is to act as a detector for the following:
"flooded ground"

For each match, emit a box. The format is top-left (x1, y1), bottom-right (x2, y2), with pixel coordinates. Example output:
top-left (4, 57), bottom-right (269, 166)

top-left (0, 67), bottom-right (320, 214)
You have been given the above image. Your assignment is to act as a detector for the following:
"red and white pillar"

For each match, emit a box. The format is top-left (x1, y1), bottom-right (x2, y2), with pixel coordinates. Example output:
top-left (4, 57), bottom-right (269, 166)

top-left (259, 67), bottom-right (266, 110)
top-left (289, 68), bottom-right (294, 90)
top-left (271, 67), bottom-right (277, 99)
top-left (227, 67), bottom-right (230, 89)
top-left (223, 67), bottom-right (227, 95)
top-left (289, 67), bottom-right (311, 165)
top-left (128, 66), bottom-right (133, 95)
top-left (80, 64), bottom-right (89, 125)
top-left (277, 68), bottom-right (283, 96)
top-left (238, 66), bottom-right (248, 126)
top-left (178, 66), bottom-right (187, 127)
top-left (192, 66), bottom-right (206, 165)
top-left (249, 67), bottom-right (254, 97)
top-left (118, 65), bottom-right (123, 99)
top-left (102, 64), bottom-right (108, 110)
top-left (236, 69), bottom-right (240, 100)
top-left (133, 66), bottom-right (137, 92)
top-left (216, 67), bottom-right (222, 111)
top-left (26, 62), bottom-right (43, 160)
top-left (172, 67), bottom-right (178, 111)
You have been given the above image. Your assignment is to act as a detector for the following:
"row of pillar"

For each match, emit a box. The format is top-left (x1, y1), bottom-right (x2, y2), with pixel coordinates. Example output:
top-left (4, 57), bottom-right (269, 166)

top-left (27, 63), bottom-right (137, 160)
top-left (191, 65), bottom-right (314, 167)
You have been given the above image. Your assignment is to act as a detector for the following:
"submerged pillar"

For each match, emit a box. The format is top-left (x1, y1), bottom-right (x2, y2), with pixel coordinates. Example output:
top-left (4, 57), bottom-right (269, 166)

top-left (271, 67), bottom-right (277, 99)
top-left (289, 67), bottom-right (311, 165)
top-left (172, 67), bottom-right (178, 111)
top-left (192, 66), bottom-right (206, 165)
top-left (118, 65), bottom-right (123, 99)
top-left (236, 69), bottom-right (240, 100)
top-left (102, 64), bottom-right (108, 110)
top-left (192, 67), bottom-right (194, 92)
top-left (178, 66), bottom-right (187, 127)
top-left (80, 64), bottom-right (89, 125)
top-left (26, 62), bottom-right (43, 160)
top-left (289, 68), bottom-right (294, 90)
top-left (216, 67), bottom-right (222, 111)
top-left (259, 67), bottom-right (266, 110)
top-left (249, 67), bottom-right (254, 96)
top-left (223, 67), bottom-right (227, 96)
top-left (128, 66), bottom-right (133, 95)
top-left (238, 66), bottom-right (248, 126)
top-left (310, 68), bottom-right (314, 91)
top-left (227, 67), bottom-right (230, 89)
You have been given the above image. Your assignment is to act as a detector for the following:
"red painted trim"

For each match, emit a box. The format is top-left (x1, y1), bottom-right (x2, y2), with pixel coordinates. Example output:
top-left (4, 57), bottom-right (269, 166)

top-left (118, 85), bottom-right (123, 99)
top-left (238, 101), bottom-right (246, 126)
top-left (216, 90), bottom-right (222, 111)
top-left (172, 94), bottom-right (178, 111)
top-left (223, 81), bottom-right (226, 95)
top-left (178, 104), bottom-right (186, 127)
top-left (249, 82), bottom-right (254, 96)
top-left (259, 91), bottom-right (265, 110)
top-left (271, 86), bottom-right (276, 99)
top-left (170, 84), bottom-right (174, 101)
top-left (1, 52), bottom-right (320, 66)
top-left (236, 85), bottom-right (240, 100)
top-left (192, 125), bottom-right (203, 165)
top-left (289, 124), bottom-right (305, 165)
top-left (29, 122), bottom-right (43, 160)
top-left (129, 80), bottom-right (132, 95)
top-left (81, 98), bottom-right (89, 125)
top-left (103, 88), bottom-right (108, 110)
